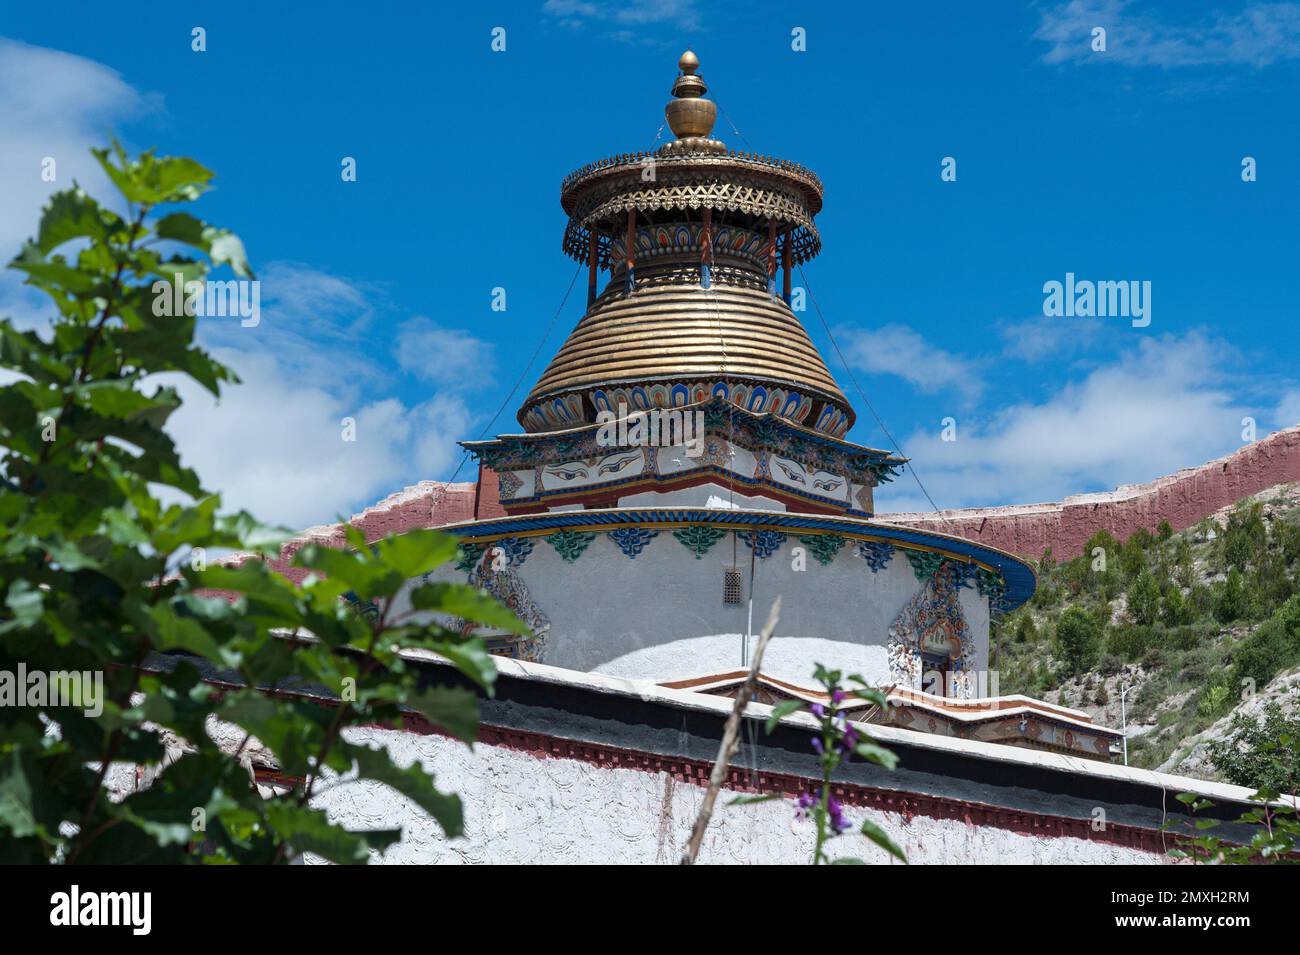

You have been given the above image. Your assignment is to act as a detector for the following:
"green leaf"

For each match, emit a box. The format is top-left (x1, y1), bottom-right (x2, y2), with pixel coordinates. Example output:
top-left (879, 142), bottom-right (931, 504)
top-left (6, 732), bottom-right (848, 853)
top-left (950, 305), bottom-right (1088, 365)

top-left (294, 544), bottom-right (404, 601)
top-left (149, 603), bottom-right (231, 664)
top-left (214, 510), bottom-right (293, 553)
top-left (860, 818), bottom-right (907, 863)
top-left (404, 686), bottom-right (480, 744)
top-left (853, 740), bottom-right (899, 770)
top-left (4, 580), bottom-right (44, 629)
top-left (373, 530), bottom-right (460, 580)
top-left (0, 749), bottom-right (44, 839)
top-left (410, 582), bottom-right (530, 636)
top-left (764, 699), bottom-right (804, 733)
top-left (424, 638), bottom-right (497, 692)
top-left (94, 145), bottom-right (215, 205)
top-left (262, 802), bottom-right (395, 864)
top-left (31, 187), bottom-right (117, 254)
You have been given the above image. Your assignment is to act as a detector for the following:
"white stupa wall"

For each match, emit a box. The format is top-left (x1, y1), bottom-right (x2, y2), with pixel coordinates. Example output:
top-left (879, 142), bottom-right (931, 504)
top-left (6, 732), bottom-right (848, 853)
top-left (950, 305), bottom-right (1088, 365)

top-left (402, 525), bottom-right (989, 688)
top-left (307, 727), bottom-right (1166, 865)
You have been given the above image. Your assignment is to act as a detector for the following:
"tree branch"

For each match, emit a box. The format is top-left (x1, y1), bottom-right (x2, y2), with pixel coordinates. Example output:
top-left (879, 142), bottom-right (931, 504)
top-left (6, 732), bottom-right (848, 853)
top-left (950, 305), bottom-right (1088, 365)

top-left (680, 597), bottom-right (781, 865)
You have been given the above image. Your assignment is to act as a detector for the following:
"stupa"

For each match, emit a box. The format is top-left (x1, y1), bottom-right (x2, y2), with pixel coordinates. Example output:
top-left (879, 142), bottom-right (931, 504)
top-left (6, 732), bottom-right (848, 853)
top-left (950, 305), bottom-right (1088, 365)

top-left (410, 52), bottom-right (1120, 761)
top-left (294, 53), bottom-right (1265, 865)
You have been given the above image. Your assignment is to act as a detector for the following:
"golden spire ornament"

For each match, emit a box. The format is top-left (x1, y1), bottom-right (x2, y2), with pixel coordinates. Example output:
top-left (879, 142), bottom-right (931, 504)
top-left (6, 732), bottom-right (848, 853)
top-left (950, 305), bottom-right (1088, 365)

top-left (662, 50), bottom-right (724, 154)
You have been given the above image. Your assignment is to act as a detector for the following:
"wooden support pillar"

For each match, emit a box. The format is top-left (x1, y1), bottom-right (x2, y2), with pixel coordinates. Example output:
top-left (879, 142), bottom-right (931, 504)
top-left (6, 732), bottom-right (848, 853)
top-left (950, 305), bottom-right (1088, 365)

top-left (766, 221), bottom-right (778, 300)
top-left (587, 228), bottom-right (599, 308)
top-left (700, 208), bottom-right (713, 289)
top-left (625, 208), bottom-right (637, 294)
top-left (782, 231), bottom-right (793, 305)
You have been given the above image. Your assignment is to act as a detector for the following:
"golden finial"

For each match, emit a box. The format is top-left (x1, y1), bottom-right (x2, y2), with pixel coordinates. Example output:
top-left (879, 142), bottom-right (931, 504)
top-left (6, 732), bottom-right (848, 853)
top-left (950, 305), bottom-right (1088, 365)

top-left (666, 49), bottom-right (716, 141)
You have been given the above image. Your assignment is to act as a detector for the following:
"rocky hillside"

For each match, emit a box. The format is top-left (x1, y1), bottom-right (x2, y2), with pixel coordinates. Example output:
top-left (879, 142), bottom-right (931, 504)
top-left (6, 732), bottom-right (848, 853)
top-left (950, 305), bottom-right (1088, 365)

top-left (994, 482), bottom-right (1300, 784)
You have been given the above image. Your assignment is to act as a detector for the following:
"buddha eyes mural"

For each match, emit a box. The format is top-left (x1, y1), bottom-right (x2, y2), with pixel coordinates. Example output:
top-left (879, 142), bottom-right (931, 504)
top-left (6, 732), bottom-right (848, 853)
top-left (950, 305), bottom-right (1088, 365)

top-left (773, 458), bottom-right (806, 485)
top-left (772, 456), bottom-right (846, 499)
top-left (541, 451), bottom-right (645, 490)
top-left (544, 463), bottom-right (589, 482)
top-left (596, 451), bottom-right (642, 476)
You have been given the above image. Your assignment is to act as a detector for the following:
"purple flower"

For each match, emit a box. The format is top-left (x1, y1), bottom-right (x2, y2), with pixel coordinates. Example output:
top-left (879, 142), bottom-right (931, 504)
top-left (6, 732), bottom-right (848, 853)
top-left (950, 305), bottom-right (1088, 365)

top-left (810, 703), bottom-right (826, 718)
top-left (827, 796), bottom-right (849, 834)
top-left (831, 690), bottom-right (847, 705)
top-left (839, 725), bottom-right (859, 755)
top-left (811, 736), bottom-right (824, 755)
top-left (795, 792), bottom-right (816, 820)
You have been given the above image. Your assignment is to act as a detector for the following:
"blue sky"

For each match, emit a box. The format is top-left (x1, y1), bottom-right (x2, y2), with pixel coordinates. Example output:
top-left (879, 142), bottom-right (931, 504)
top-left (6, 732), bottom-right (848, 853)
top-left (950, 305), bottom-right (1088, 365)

top-left (2, 1), bottom-right (1298, 526)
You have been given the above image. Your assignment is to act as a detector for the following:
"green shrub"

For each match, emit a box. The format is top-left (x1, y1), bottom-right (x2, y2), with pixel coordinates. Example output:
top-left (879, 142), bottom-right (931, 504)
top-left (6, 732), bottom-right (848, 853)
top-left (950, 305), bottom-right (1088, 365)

top-left (1055, 606), bottom-right (1102, 676)
top-left (1188, 583), bottom-right (1215, 618)
top-left (1161, 587), bottom-right (1195, 627)
top-left (1107, 623), bottom-right (1155, 662)
top-left (1141, 647), bottom-right (1165, 670)
top-left (1128, 569), bottom-right (1161, 625)
top-left (1197, 684), bottom-right (1231, 718)
top-left (0, 145), bottom-right (523, 863)
top-left (1207, 703), bottom-right (1300, 794)
top-left (1216, 567), bottom-right (1247, 623)
top-left (1014, 613), bottom-right (1038, 644)
top-left (1220, 502), bottom-right (1266, 573)
top-left (1164, 624), bottom-right (1202, 651)
top-left (1117, 536), bottom-right (1148, 582)
top-left (1230, 595), bottom-right (1300, 690)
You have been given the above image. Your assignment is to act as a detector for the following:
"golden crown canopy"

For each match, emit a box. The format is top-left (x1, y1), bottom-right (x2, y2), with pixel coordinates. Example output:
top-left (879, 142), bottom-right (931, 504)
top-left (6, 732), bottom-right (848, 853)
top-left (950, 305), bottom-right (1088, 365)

top-left (520, 53), bottom-right (854, 438)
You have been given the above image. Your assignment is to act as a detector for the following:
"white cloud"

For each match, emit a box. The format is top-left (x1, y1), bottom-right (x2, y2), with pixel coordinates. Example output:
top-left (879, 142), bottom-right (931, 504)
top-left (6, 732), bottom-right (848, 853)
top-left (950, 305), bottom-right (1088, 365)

top-left (165, 348), bottom-right (473, 530)
top-left (838, 324), bottom-right (983, 403)
top-left (394, 317), bottom-right (494, 388)
top-left (1036, 0), bottom-right (1300, 68)
top-left (877, 333), bottom-right (1259, 512)
top-left (1277, 389), bottom-right (1300, 428)
top-left (198, 262), bottom-right (390, 404)
top-left (0, 36), bottom-right (490, 531)
top-left (0, 37), bottom-right (154, 328)
top-left (163, 265), bottom-right (493, 529)
top-left (997, 316), bottom-right (1110, 363)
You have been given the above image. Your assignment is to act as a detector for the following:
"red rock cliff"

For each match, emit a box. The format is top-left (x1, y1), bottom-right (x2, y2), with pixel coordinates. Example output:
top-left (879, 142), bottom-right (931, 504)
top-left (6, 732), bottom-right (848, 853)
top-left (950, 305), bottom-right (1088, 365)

top-left (879, 426), bottom-right (1300, 560)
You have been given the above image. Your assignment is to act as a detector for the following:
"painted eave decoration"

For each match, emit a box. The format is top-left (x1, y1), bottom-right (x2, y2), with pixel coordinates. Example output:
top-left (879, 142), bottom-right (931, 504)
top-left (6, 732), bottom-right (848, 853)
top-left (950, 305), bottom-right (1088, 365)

top-left (433, 506), bottom-right (1037, 611)
top-left (462, 395), bottom-right (906, 481)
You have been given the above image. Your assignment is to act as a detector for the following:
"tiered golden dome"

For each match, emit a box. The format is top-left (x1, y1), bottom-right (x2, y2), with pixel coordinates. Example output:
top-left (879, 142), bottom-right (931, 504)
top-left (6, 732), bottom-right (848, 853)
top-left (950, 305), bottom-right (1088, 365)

top-left (518, 52), bottom-right (854, 437)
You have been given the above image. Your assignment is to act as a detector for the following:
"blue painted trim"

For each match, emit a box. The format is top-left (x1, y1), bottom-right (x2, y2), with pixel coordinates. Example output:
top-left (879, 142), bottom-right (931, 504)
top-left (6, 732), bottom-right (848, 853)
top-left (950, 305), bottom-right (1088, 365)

top-left (437, 508), bottom-right (1037, 611)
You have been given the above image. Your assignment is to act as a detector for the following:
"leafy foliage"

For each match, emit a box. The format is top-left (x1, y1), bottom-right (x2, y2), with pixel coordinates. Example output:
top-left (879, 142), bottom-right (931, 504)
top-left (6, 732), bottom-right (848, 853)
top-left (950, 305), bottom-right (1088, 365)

top-left (0, 144), bottom-right (525, 863)
top-left (997, 498), bottom-right (1300, 776)
top-left (1054, 606), bottom-right (1101, 677)
top-left (751, 665), bottom-right (905, 865)
top-left (1208, 702), bottom-right (1300, 795)
top-left (1169, 759), bottom-right (1300, 865)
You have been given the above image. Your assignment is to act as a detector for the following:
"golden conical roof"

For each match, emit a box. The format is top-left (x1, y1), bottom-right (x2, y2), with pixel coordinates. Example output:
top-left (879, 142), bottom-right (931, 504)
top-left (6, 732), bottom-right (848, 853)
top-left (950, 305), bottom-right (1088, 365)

top-left (520, 273), bottom-right (852, 434)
